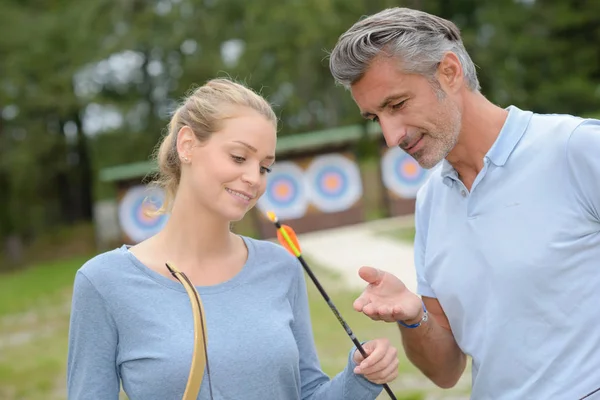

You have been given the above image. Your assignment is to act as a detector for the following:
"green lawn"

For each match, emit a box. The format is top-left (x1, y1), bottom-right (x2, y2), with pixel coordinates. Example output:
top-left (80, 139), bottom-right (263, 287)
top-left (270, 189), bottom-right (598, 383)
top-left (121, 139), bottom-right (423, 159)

top-left (0, 254), bottom-right (470, 400)
top-left (373, 226), bottom-right (416, 245)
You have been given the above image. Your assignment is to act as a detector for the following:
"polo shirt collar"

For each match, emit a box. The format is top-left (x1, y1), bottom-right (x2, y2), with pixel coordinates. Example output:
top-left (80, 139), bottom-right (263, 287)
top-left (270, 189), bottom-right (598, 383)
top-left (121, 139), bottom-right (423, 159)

top-left (485, 105), bottom-right (533, 167)
top-left (441, 105), bottom-right (533, 182)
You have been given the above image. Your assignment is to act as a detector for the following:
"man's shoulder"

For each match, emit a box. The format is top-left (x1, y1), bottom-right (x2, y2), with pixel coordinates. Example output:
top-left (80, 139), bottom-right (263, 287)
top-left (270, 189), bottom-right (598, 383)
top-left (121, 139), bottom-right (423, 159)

top-left (527, 109), bottom-right (589, 136)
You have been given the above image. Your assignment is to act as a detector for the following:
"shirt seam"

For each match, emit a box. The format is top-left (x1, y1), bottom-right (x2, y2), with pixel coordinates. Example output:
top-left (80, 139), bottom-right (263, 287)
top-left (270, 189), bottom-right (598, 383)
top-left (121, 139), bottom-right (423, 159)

top-left (565, 118), bottom-right (593, 221)
top-left (77, 270), bottom-right (122, 381)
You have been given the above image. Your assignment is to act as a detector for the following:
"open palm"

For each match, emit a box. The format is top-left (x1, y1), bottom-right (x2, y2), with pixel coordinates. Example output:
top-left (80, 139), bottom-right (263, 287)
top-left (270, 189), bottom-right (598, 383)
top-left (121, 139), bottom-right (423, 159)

top-left (353, 266), bottom-right (422, 323)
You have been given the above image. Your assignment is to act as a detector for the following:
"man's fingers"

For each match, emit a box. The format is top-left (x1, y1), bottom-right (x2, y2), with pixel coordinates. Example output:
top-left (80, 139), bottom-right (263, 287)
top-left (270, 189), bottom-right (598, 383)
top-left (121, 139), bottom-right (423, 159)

top-left (358, 266), bottom-right (384, 285)
top-left (362, 303), bottom-right (379, 317)
top-left (353, 295), bottom-right (370, 312)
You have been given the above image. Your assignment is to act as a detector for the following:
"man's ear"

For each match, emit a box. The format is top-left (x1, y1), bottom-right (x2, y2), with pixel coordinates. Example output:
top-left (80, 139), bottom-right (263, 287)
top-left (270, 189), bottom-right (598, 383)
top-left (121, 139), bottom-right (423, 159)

top-left (437, 52), bottom-right (464, 93)
top-left (176, 126), bottom-right (196, 162)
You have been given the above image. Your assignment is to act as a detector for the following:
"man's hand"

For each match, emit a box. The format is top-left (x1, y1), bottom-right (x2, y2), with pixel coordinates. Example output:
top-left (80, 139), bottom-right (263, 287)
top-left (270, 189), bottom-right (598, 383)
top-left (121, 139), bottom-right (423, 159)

top-left (352, 338), bottom-right (399, 384)
top-left (354, 266), bottom-right (423, 323)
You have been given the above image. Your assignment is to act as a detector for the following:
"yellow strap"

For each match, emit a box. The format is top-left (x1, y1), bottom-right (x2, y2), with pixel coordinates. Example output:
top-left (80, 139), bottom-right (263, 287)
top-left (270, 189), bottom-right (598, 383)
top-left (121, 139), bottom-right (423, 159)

top-left (166, 262), bottom-right (207, 400)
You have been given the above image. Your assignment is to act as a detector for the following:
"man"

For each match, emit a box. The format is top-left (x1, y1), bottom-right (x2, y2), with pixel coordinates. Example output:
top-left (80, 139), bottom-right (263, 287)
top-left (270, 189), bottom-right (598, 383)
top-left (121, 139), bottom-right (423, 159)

top-left (329, 7), bottom-right (600, 399)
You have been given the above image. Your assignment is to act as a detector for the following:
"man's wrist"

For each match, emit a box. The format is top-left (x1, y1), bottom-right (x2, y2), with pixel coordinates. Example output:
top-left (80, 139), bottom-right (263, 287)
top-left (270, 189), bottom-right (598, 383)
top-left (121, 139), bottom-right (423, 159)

top-left (398, 301), bottom-right (428, 328)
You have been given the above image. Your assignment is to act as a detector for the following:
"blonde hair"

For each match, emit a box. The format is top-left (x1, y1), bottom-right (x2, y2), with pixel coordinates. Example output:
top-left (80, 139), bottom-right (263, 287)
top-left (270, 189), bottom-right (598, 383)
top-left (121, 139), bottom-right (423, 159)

top-left (149, 78), bottom-right (277, 214)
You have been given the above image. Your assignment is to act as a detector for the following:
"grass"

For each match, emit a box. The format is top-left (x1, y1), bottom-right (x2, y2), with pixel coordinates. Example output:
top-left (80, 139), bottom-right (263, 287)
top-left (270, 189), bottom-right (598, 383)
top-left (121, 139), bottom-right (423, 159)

top-left (0, 256), bottom-right (88, 317)
top-left (0, 254), bottom-right (470, 400)
top-left (373, 226), bottom-right (416, 245)
top-left (0, 255), bottom-right (87, 400)
top-left (304, 259), bottom-right (470, 399)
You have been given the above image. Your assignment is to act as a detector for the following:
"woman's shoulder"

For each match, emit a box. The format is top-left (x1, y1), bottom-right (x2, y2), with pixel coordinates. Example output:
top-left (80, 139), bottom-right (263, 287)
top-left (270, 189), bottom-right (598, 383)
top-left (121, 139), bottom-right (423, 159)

top-left (76, 245), bottom-right (135, 288)
top-left (243, 235), bottom-right (298, 264)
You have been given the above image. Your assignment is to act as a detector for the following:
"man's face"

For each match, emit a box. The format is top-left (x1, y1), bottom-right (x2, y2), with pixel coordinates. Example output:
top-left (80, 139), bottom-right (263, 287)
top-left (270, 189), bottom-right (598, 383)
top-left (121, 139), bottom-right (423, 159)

top-left (350, 56), bottom-right (462, 169)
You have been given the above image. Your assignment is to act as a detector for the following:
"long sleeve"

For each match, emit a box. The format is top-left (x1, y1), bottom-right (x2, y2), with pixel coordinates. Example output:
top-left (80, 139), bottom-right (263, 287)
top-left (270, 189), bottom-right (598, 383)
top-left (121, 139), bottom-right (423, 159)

top-left (567, 119), bottom-right (600, 222)
top-left (67, 271), bottom-right (120, 400)
top-left (290, 260), bottom-right (383, 400)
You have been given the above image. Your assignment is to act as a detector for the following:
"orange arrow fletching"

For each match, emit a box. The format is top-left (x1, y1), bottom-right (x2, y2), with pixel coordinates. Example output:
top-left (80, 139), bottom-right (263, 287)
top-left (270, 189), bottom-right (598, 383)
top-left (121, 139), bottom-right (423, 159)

top-left (277, 225), bottom-right (302, 257)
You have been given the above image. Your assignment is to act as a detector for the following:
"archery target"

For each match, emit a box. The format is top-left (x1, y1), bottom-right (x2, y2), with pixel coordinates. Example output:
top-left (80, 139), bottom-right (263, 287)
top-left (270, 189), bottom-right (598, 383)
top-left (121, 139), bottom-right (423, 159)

top-left (305, 154), bottom-right (362, 213)
top-left (382, 147), bottom-right (430, 198)
top-left (256, 161), bottom-right (308, 220)
top-left (118, 185), bottom-right (169, 243)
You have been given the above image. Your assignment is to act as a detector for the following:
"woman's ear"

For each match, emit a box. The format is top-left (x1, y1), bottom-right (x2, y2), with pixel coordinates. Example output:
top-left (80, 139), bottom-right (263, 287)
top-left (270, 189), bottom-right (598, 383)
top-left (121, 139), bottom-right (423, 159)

top-left (176, 126), bottom-right (196, 163)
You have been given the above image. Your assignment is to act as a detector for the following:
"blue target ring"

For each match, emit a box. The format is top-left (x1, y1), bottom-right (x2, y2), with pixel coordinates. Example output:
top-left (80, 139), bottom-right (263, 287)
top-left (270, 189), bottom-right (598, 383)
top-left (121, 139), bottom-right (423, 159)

top-left (265, 174), bottom-right (299, 207)
top-left (256, 162), bottom-right (308, 220)
top-left (394, 155), bottom-right (426, 186)
top-left (130, 194), bottom-right (164, 230)
top-left (314, 166), bottom-right (348, 199)
top-left (118, 186), bottom-right (169, 243)
top-left (382, 147), bottom-right (430, 198)
top-left (305, 154), bottom-right (362, 213)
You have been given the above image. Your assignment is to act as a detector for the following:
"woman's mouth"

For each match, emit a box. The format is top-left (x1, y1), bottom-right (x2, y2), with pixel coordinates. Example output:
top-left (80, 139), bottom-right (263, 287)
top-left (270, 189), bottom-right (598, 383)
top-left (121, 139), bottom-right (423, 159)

top-left (225, 188), bottom-right (252, 203)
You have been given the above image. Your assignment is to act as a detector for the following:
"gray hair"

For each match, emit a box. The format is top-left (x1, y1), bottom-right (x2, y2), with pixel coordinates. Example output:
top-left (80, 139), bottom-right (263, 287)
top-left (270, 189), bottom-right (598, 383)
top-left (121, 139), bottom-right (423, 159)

top-left (329, 8), bottom-right (480, 92)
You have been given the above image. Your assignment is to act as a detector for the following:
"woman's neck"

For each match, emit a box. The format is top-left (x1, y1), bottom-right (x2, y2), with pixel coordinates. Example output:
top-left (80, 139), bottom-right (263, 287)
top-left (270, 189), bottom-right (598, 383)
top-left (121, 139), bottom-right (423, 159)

top-left (150, 190), bottom-right (238, 270)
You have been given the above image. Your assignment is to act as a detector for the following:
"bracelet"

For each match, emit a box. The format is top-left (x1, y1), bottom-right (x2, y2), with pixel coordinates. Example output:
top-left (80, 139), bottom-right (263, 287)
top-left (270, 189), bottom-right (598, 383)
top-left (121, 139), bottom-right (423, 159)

top-left (398, 301), bottom-right (428, 328)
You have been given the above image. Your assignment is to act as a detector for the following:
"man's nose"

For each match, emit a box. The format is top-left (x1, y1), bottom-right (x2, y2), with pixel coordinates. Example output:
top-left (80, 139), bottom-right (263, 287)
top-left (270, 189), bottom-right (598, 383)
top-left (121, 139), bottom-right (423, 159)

top-left (380, 118), bottom-right (407, 148)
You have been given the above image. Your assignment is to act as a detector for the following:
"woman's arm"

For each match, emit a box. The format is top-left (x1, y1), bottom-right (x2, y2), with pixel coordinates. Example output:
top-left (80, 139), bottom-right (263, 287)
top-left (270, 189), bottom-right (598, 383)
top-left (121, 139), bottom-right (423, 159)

top-left (67, 271), bottom-right (120, 400)
top-left (289, 261), bottom-right (385, 400)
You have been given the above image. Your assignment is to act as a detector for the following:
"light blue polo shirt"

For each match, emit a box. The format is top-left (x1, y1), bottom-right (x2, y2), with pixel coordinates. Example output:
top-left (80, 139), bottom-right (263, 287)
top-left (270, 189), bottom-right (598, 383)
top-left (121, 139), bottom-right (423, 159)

top-left (414, 106), bottom-right (600, 399)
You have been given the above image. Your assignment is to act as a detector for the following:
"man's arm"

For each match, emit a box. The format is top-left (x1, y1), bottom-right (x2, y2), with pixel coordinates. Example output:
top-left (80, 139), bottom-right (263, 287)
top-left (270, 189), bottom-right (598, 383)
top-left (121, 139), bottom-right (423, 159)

top-left (353, 267), bottom-right (466, 389)
top-left (399, 296), bottom-right (466, 388)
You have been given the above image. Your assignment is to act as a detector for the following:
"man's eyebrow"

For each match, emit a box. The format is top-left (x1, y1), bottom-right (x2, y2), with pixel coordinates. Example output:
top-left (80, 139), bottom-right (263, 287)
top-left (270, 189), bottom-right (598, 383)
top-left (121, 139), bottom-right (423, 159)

top-left (233, 140), bottom-right (275, 160)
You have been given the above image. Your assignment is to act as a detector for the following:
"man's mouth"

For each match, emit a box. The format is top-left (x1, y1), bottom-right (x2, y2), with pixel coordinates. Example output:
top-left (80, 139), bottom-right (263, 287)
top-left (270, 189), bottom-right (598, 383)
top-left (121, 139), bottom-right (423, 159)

top-left (403, 135), bottom-right (423, 152)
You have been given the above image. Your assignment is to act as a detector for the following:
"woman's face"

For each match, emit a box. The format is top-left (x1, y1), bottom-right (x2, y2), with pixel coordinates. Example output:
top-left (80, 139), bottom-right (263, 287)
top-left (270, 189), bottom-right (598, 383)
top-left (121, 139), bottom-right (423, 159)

top-left (180, 107), bottom-right (277, 222)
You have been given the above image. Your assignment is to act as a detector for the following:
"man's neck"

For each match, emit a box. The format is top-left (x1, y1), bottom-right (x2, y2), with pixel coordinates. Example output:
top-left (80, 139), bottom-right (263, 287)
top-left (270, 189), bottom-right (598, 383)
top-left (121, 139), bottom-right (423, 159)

top-left (446, 93), bottom-right (509, 190)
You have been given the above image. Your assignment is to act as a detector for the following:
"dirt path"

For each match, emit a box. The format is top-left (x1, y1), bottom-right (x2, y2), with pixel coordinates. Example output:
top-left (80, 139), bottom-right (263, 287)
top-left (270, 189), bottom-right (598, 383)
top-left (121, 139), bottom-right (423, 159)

top-left (297, 216), bottom-right (418, 292)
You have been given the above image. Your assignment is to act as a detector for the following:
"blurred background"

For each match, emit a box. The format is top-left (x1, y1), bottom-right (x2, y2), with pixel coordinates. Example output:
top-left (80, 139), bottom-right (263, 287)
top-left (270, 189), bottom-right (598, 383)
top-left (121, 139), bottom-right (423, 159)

top-left (1, 0), bottom-right (600, 399)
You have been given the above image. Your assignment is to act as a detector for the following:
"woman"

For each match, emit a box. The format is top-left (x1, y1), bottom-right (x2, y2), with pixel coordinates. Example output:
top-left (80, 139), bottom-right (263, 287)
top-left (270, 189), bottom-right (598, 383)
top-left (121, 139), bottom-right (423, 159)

top-left (67, 78), bottom-right (399, 399)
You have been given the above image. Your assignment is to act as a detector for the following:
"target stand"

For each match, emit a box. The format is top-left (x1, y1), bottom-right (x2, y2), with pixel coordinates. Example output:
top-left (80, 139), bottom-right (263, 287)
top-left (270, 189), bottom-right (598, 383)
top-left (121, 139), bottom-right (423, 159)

top-left (117, 184), bottom-right (169, 243)
top-left (380, 146), bottom-right (431, 216)
top-left (255, 151), bottom-right (366, 239)
top-left (99, 124), bottom-right (381, 244)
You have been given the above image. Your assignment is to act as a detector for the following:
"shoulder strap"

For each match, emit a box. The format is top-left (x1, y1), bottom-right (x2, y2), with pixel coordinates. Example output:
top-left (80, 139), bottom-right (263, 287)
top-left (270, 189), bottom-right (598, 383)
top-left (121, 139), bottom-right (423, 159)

top-left (166, 262), bottom-right (208, 400)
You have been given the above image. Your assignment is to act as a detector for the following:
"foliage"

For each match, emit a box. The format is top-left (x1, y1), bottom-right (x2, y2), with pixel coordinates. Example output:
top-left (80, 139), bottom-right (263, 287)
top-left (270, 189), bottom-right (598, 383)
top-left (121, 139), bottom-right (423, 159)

top-left (1, 0), bottom-right (600, 263)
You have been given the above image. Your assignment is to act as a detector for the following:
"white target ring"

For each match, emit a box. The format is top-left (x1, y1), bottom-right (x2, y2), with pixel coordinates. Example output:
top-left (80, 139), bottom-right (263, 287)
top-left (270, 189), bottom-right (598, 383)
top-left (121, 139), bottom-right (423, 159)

top-left (256, 161), bottom-right (308, 220)
top-left (118, 185), bottom-right (169, 243)
top-left (305, 154), bottom-right (363, 213)
top-left (381, 147), bottom-right (430, 198)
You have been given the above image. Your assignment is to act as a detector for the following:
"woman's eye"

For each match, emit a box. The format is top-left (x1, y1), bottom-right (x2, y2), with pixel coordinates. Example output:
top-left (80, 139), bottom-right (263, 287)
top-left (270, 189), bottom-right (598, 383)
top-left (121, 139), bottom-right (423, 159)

top-left (231, 155), bottom-right (245, 163)
top-left (260, 166), bottom-right (272, 174)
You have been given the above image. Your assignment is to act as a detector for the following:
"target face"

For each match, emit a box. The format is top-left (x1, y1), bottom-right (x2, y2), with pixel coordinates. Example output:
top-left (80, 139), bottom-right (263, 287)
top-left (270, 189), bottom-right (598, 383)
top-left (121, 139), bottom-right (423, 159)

top-left (118, 185), bottom-right (168, 243)
top-left (381, 147), bottom-right (430, 198)
top-left (305, 154), bottom-right (362, 213)
top-left (256, 161), bottom-right (308, 220)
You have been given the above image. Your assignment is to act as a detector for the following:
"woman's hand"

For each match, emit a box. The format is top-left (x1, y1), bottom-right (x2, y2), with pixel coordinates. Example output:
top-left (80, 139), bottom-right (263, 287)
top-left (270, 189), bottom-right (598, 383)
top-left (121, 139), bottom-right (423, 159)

top-left (352, 338), bottom-right (399, 384)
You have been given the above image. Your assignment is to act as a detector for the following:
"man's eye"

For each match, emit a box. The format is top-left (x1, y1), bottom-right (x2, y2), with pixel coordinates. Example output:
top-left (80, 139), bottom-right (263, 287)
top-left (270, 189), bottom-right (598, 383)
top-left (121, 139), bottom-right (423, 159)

top-left (392, 101), bottom-right (406, 109)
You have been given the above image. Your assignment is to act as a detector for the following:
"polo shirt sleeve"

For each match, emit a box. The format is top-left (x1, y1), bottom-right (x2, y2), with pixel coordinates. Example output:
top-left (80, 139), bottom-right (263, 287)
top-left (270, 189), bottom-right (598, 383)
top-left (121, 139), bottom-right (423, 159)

top-left (567, 119), bottom-right (600, 222)
top-left (414, 186), bottom-right (437, 298)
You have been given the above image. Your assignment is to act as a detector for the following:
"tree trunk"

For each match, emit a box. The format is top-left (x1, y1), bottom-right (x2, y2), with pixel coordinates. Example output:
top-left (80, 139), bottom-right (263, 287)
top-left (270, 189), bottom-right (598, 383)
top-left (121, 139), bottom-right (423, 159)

top-left (73, 112), bottom-right (94, 220)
